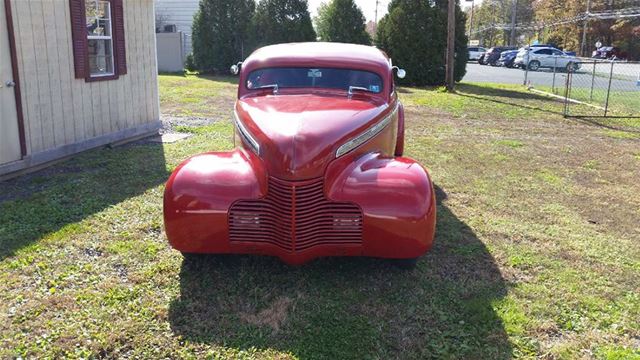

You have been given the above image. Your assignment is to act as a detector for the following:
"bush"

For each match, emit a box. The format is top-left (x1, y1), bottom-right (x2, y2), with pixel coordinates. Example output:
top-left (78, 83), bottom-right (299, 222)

top-left (252, 0), bottom-right (316, 48)
top-left (315, 0), bottom-right (371, 45)
top-left (185, 53), bottom-right (196, 72)
top-left (191, 0), bottom-right (255, 73)
top-left (376, 0), bottom-right (468, 86)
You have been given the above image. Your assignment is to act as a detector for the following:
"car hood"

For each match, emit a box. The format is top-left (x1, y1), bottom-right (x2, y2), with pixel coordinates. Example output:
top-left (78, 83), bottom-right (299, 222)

top-left (236, 94), bottom-right (389, 179)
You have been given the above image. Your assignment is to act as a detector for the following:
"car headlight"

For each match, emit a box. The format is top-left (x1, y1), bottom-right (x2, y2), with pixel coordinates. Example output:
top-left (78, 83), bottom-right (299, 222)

top-left (234, 110), bottom-right (260, 155)
top-left (335, 104), bottom-right (398, 158)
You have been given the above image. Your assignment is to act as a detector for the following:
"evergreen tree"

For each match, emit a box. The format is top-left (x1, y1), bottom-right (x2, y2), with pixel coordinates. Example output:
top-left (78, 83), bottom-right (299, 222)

top-left (315, 0), bottom-right (371, 45)
top-left (252, 0), bottom-right (316, 47)
top-left (375, 0), bottom-right (468, 86)
top-left (191, 0), bottom-right (255, 72)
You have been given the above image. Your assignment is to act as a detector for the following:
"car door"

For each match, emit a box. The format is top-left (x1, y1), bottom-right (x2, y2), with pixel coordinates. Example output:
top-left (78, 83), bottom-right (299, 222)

top-left (551, 49), bottom-right (566, 67)
top-left (535, 49), bottom-right (552, 67)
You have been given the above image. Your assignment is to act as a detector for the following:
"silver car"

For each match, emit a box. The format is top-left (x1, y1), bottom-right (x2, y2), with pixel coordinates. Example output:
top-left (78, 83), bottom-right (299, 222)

top-left (468, 46), bottom-right (486, 61)
top-left (514, 47), bottom-right (581, 71)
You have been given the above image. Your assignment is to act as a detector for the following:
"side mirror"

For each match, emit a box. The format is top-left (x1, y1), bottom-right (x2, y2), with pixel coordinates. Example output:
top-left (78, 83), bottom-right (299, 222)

top-left (230, 62), bottom-right (242, 75)
top-left (392, 66), bottom-right (406, 79)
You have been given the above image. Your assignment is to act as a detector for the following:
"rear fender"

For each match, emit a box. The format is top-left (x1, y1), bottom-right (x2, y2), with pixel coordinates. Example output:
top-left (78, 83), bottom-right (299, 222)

top-left (164, 149), bottom-right (267, 253)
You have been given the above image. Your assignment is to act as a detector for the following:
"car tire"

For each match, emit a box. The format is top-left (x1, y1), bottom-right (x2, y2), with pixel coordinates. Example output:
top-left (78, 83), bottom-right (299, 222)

top-left (391, 257), bottom-right (419, 269)
top-left (566, 62), bottom-right (577, 72)
top-left (528, 60), bottom-right (540, 71)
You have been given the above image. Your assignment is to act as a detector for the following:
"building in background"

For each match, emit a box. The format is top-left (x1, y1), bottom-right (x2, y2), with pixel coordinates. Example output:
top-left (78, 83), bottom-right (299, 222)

top-left (155, 0), bottom-right (199, 58)
top-left (0, 0), bottom-right (160, 177)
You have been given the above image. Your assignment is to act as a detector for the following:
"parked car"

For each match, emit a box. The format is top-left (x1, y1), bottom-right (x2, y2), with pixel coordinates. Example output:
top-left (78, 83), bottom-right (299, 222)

top-left (164, 43), bottom-right (437, 267)
top-left (497, 50), bottom-right (519, 68)
top-left (479, 46), bottom-right (518, 65)
top-left (468, 46), bottom-right (486, 61)
top-left (592, 46), bottom-right (627, 60)
top-left (514, 47), bottom-right (581, 71)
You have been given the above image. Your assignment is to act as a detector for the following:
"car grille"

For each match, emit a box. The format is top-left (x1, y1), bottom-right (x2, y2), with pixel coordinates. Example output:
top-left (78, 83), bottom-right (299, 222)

top-left (229, 177), bottom-right (363, 252)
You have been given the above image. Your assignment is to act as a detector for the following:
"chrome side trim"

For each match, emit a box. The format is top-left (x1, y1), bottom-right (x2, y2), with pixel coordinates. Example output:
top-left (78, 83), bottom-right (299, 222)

top-left (335, 103), bottom-right (399, 158)
top-left (234, 110), bottom-right (260, 154)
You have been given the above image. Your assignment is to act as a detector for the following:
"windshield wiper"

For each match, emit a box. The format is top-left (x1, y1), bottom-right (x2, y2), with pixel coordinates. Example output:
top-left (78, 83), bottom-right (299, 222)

top-left (255, 83), bottom-right (279, 95)
top-left (347, 86), bottom-right (373, 98)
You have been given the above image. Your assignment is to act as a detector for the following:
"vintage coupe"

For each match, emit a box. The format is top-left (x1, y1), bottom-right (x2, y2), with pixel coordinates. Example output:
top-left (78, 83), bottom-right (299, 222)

top-left (164, 42), bottom-right (437, 266)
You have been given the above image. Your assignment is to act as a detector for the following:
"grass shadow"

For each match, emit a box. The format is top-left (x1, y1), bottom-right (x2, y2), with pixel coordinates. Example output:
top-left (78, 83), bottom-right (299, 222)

top-left (0, 142), bottom-right (169, 260)
top-left (168, 185), bottom-right (512, 358)
top-left (568, 116), bottom-right (640, 134)
top-left (455, 83), bottom-right (566, 116)
top-left (195, 74), bottom-right (239, 85)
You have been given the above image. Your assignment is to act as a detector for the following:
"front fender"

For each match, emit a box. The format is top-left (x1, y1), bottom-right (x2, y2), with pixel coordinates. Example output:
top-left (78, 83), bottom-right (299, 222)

top-left (163, 149), bottom-right (267, 253)
top-left (325, 152), bottom-right (436, 258)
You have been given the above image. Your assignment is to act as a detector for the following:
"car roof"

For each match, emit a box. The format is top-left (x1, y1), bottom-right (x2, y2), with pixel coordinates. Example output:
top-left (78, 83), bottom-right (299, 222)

top-left (532, 47), bottom-right (561, 51)
top-left (242, 42), bottom-right (391, 73)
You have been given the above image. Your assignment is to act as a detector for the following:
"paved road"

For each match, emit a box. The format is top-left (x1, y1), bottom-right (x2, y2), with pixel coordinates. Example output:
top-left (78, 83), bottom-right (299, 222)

top-left (463, 63), bottom-right (640, 92)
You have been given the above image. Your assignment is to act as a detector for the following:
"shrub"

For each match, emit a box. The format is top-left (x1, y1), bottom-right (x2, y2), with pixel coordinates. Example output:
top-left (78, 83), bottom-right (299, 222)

top-left (185, 53), bottom-right (196, 72)
top-left (376, 0), bottom-right (468, 86)
top-left (191, 0), bottom-right (255, 73)
top-left (315, 0), bottom-right (371, 45)
top-left (252, 0), bottom-right (316, 48)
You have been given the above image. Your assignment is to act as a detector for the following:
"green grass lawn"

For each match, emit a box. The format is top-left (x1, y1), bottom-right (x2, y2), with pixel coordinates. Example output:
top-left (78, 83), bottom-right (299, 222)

top-left (1, 75), bottom-right (639, 359)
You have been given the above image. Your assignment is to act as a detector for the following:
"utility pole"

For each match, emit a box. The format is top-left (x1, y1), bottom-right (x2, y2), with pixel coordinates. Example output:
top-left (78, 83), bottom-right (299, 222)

top-left (509, 0), bottom-right (518, 46)
top-left (446, 0), bottom-right (456, 92)
top-left (467, 0), bottom-right (475, 39)
top-left (375, 0), bottom-right (379, 25)
top-left (580, 0), bottom-right (592, 56)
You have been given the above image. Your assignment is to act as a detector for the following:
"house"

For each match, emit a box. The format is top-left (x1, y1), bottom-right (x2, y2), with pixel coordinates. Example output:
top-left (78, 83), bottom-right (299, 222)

top-left (0, 0), bottom-right (160, 178)
top-left (155, 0), bottom-right (199, 58)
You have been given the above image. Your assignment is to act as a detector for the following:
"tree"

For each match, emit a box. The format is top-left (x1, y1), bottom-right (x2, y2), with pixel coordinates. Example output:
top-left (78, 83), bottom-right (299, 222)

top-left (191, 0), bottom-right (255, 73)
top-left (252, 0), bottom-right (316, 47)
top-left (465, 0), bottom-right (534, 47)
top-left (375, 0), bottom-right (468, 86)
top-left (315, 0), bottom-right (371, 45)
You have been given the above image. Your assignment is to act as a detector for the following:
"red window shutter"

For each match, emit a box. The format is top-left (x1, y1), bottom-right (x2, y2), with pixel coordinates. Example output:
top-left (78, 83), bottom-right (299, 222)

top-left (112, 0), bottom-right (127, 75)
top-left (69, 0), bottom-right (88, 78)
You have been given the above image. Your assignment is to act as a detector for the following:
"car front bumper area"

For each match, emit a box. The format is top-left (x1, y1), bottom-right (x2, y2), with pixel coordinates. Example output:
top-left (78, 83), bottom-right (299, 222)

top-left (164, 149), bottom-right (437, 265)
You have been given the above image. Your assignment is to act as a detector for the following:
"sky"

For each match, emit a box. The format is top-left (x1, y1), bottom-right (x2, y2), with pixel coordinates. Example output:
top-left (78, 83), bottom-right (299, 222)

top-left (307, 0), bottom-right (391, 22)
top-left (306, 0), bottom-right (479, 21)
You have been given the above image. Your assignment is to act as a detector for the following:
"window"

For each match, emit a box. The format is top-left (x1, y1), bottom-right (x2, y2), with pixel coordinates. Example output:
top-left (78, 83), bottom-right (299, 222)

top-left (246, 68), bottom-right (384, 94)
top-left (69, 0), bottom-right (127, 81)
top-left (534, 49), bottom-right (552, 55)
top-left (552, 50), bottom-right (564, 56)
top-left (86, 0), bottom-right (114, 76)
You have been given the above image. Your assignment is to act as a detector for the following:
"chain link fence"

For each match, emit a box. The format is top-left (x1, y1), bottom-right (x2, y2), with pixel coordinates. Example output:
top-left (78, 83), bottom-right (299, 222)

top-left (522, 55), bottom-right (640, 118)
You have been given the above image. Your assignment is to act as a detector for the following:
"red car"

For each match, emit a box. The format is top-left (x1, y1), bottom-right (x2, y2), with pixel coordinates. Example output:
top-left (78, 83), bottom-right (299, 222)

top-left (164, 43), bottom-right (437, 266)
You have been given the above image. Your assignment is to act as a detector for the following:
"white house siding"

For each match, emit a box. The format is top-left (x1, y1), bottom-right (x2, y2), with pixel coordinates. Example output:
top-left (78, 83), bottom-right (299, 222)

top-left (155, 0), bottom-right (199, 57)
top-left (8, 0), bottom-right (159, 162)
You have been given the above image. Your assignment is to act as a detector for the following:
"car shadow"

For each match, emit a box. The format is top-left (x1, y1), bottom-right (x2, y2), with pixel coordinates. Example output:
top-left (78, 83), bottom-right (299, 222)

top-left (168, 185), bottom-right (513, 358)
top-left (0, 141), bottom-right (169, 260)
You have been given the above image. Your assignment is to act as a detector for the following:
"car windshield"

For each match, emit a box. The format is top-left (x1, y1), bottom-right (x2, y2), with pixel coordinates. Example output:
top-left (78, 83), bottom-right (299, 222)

top-left (246, 67), bottom-right (384, 94)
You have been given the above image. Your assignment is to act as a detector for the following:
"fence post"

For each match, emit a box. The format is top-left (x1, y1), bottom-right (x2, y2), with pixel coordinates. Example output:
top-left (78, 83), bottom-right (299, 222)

top-left (523, 49), bottom-right (530, 86)
top-left (604, 60), bottom-right (615, 117)
top-left (552, 56), bottom-right (558, 94)
top-left (590, 60), bottom-right (596, 101)
top-left (563, 66), bottom-right (572, 117)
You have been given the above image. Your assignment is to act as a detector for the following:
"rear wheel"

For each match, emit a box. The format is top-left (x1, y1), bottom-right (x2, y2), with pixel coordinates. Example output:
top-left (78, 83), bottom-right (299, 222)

top-left (566, 62), bottom-right (578, 72)
top-left (528, 60), bottom-right (540, 71)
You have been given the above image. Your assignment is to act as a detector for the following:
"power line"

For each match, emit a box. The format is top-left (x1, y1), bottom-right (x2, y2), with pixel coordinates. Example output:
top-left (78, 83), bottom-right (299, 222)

top-left (469, 8), bottom-right (640, 35)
